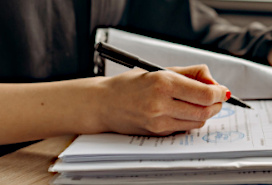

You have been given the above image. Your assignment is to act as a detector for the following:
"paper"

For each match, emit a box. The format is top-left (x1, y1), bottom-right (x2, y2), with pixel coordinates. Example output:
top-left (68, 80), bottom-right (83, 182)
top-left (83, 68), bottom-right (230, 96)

top-left (51, 170), bottom-right (272, 185)
top-left (101, 28), bottom-right (272, 99)
top-left (59, 101), bottom-right (272, 162)
top-left (51, 29), bottom-right (272, 185)
top-left (49, 157), bottom-right (272, 174)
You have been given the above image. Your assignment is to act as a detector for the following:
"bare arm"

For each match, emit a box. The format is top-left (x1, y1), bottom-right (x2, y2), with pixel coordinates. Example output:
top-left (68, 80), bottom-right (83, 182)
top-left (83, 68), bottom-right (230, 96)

top-left (0, 77), bottom-right (107, 144)
top-left (0, 65), bottom-right (229, 145)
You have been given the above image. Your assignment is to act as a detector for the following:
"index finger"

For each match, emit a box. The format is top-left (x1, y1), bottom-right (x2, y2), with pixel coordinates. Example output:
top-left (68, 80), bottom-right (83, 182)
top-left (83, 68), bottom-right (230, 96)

top-left (167, 64), bottom-right (218, 85)
top-left (165, 71), bottom-right (229, 106)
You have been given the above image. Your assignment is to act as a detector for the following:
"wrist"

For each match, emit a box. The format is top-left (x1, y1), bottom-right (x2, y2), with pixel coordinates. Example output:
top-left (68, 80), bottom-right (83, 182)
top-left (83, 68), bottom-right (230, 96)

top-left (68, 77), bottom-right (110, 135)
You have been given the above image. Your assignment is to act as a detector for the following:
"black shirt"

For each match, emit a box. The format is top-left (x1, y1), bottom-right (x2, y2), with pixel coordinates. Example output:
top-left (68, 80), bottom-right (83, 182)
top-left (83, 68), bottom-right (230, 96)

top-left (0, 0), bottom-right (81, 82)
top-left (0, 0), bottom-right (125, 83)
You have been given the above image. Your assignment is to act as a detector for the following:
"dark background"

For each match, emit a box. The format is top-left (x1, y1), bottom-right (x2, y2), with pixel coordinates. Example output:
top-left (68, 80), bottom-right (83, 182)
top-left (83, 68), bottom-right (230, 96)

top-left (201, 0), bottom-right (272, 27)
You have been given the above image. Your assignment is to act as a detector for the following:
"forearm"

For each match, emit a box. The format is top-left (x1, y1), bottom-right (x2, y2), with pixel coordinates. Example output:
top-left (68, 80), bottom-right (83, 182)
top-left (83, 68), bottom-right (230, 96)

top-left (0, 77), bottom-right (107, 145)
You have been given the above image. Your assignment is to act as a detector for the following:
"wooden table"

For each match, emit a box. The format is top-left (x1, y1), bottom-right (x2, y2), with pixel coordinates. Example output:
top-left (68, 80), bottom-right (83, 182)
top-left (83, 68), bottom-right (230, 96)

top-left (0, 135), bottom-right (76, 185)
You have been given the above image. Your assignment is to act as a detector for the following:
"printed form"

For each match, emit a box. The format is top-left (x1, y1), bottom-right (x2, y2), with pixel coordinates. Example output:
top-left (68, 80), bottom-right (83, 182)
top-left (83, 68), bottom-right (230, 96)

top-left (60, 101), bottom-right (272, 162)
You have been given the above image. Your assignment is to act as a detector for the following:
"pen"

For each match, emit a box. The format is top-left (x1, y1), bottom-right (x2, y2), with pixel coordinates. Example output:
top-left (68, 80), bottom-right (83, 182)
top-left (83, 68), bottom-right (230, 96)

top-left (95, 42), bottom-right (252, 109)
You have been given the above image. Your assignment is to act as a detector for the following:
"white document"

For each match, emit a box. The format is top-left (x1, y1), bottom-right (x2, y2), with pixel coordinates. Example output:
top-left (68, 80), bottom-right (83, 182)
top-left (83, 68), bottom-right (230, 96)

top-left (51, 170), bottom-right (272, 185)
top-left (59, 101), bottom-right (272, 162)
top-left (49, 157), bottom-right (272, 174)
top-left (100, 28), bottom-right (272, 99)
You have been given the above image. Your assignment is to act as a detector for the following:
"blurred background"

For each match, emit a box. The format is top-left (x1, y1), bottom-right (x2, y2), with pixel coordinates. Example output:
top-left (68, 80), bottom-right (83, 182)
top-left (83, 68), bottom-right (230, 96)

top-left (201, 0), bottom-right (272, 27)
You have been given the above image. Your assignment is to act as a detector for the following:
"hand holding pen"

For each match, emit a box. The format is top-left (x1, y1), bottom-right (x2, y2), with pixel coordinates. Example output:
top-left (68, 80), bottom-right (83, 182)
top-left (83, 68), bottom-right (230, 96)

top-left (95, 42), bottom-right (251, 109)
top-left (91, 42), bottom-right (248, 136)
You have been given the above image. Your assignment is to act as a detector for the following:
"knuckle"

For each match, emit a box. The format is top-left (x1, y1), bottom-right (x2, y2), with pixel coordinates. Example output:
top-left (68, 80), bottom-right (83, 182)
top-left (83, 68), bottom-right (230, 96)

top-left (150, 72), bottom-right (172, 93)
top-left (149, 71), bottom-right (164, 82)
top-left (213, 103), bottom-right (223, 115)
top-left (196, 121), bottom-right (206, 128)
top-left (146, 119), bottom-right (166, 134)
top-left (199, 64), bottom-right (209, 71)
top-left (143, 100), bottom-right (164, 118)
top-left (197, 106), bottom-right (214, 121)
top-left (201, 87), bottom-right (216, 105)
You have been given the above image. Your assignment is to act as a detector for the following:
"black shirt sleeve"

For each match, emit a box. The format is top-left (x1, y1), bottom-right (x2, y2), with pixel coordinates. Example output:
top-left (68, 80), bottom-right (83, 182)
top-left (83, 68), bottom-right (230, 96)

top-left (120, 0), bottom-right (272, 65)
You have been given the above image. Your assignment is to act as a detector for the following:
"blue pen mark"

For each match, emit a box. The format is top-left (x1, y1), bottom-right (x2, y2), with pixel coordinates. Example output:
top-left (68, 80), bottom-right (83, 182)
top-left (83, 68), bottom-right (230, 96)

top-left (202, 131), bottom-right (244, 143)
top-left (180, 135), bottom-right (194, 145)
top-left (211, 107), bottom-right (235, 119)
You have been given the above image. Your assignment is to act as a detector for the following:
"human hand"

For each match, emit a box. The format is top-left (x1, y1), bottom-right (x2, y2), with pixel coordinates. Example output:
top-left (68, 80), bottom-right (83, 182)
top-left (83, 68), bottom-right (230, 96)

top-left (80, 64), bottom-right (230, 136)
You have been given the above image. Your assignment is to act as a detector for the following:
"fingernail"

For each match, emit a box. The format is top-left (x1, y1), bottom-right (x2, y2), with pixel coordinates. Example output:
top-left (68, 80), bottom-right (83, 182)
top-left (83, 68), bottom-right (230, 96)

top-left (200, 122), bottom-right (205, 128)
top-left (225, 90), bottom-right (231, 101)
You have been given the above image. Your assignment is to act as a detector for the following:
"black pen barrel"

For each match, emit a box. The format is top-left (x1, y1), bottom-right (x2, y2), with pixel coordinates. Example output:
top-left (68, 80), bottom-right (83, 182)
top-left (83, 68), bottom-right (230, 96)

top-left (95, 42), bottom-right (138, 68)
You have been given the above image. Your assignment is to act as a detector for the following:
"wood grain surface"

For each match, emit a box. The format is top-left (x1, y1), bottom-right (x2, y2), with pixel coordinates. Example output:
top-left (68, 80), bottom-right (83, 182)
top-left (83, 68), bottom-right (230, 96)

top-left (0, 135), bottom-right (76, 185)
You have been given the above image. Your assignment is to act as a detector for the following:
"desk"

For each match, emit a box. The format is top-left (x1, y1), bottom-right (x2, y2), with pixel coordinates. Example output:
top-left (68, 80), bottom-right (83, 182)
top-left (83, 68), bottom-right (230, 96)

top-left (0, 135), bottom-right (75, 185)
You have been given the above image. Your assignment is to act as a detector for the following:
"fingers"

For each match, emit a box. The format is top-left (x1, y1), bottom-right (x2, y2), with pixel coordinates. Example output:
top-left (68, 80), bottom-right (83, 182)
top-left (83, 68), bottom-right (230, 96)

top-left (123, 101), bottom-right (220, 136)
top-left (167, 64), bottom-right (218, 85)
top-left (165, 65), bottom-right (230, 106)
top-left (137, 65), bottom-right (226, 135)
top-left (175, 79), bottom-right (228, 106)
top-left (141, 101), bottom-right (222, 135)
top-left (144, 116), bottom-right (205, 135)
top-left (164, 100), bottom-right (223, 122)
top-left (100, 65), bottom-right (229, 137)
top-left (154, 70), bottom-right (229, 106)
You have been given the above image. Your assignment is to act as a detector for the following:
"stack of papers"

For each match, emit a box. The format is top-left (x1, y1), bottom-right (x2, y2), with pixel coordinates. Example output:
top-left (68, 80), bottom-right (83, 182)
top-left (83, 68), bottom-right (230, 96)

top-left (49, 101), bottom-right (272, 185)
